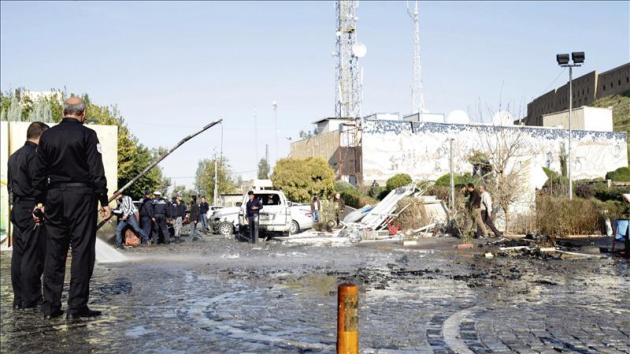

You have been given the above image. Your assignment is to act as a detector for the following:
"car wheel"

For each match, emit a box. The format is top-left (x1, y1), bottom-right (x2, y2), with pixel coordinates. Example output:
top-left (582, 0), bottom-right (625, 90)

top-left (218, 222), bottom-right (233, 236)
top-left (289, 220), bottom-right (300, 235)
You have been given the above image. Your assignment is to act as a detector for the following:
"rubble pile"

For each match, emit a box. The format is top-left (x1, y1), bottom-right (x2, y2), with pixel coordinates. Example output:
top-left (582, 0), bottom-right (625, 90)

top-left (338, 184), bottom-right (449, 243)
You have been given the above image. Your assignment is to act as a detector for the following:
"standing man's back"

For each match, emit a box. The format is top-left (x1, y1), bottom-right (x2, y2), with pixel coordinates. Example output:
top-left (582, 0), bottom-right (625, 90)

top-left (8, 122), bottom-right (49, 310)
top-left (32, 96), bottom-right (111, 320)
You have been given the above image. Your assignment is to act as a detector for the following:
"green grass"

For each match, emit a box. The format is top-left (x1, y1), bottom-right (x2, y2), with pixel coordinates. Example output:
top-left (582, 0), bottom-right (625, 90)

top-left (592, 90), bottom-right (630, 161)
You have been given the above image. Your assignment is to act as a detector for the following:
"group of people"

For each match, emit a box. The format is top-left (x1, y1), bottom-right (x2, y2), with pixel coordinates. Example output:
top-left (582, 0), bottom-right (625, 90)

top-left (8, 97), bottom-right (110, 320)
top-left (310, 193), bottom-right (345, 225)
top-left (462, 183), bottom-right (503, 238)
top-left (113, 192), bottom-right (211, 248)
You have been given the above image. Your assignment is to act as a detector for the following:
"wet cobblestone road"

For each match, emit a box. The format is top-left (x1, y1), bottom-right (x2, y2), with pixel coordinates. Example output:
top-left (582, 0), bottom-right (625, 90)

top-left (1, 234), bottom-right (629, 353)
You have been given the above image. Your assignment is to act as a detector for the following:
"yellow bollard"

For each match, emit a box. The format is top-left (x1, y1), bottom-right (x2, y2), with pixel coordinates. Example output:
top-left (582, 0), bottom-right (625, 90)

top-left (337, 283), bottom-right (359, 354)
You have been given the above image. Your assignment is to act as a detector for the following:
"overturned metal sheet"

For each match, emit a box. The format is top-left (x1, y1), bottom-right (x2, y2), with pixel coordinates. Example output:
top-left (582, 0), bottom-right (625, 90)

top-left (360, 184), bottom-right (416, 229)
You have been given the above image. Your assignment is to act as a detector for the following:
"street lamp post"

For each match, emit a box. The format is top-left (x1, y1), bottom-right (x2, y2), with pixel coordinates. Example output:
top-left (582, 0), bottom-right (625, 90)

top-left (556, 51), bottom-right (584, 200)
top-left (272, 100), bottom-right (278, 164)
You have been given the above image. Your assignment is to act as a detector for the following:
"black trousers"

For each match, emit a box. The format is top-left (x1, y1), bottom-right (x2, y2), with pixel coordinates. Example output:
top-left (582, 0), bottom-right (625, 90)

top-left (481, 210), bottom-right (502, 237)
top-left (10, 200), bottom-right (46, 308)
top-left (141, 217), bottom-right (153, 243)
top-left (154, 216), bottom-right (170, 244)
top-left (42, 186), bottom-right (97, 315)
top-left (248, 215), bottom-right (259, 244)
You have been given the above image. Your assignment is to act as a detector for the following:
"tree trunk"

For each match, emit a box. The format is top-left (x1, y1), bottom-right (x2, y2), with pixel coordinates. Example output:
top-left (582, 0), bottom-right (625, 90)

top-left (503, 207), bottom-right (510, 234)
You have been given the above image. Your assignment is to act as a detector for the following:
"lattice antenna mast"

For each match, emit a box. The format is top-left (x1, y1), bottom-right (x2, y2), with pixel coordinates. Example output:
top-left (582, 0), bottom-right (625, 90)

top-left (335, 0), bottom-right (364, 119)
top-left (407, 0), bottom-right (425, 114)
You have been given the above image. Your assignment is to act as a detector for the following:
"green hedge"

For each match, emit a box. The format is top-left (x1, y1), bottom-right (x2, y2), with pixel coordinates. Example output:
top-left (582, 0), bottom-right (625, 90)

top-left (434, 173), bottom-right (477, 187)
top-left (385, 173), bottom-right (412, 191)
top-left (606, 167), bottom-right (630, 182)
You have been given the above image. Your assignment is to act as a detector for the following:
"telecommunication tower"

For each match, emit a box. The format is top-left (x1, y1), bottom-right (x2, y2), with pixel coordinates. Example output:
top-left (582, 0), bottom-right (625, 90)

top-left (335, 0), bottom-right (366, 119)
top-left (407, 0), bottom-right (425, 114)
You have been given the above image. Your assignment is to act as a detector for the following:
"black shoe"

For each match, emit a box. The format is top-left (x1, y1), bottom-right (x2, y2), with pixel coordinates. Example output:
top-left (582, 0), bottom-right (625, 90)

top-left (44, 309), bottom-right (64, 320)
top-left (66, 308), bottom-right (102, 320)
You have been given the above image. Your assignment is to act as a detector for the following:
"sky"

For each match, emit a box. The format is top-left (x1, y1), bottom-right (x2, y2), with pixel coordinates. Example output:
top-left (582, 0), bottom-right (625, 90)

top-left (2, 1), bottom-right (629, 187)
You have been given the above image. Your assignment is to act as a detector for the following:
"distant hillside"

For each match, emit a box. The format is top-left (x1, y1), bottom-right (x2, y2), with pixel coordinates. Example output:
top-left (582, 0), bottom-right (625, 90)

top-left (593, 91), bottom-right (630, 162)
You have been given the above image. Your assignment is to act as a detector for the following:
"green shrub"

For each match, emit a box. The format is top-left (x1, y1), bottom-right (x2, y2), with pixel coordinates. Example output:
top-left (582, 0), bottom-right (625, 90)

top-left (434, 173), bottom-right (477, 187)
top-left (385, 173), bottom-right (412, 192)
top-left (536, 196), bottom-right (601, 236)
top-left (367, 183), bottom-right (386, 200)
top-left (335, 181), bottom-right (376, 208)
top-left (606, 167), bottom-right (630, 182)
top-left (271, 157), bottom-right (335, 202)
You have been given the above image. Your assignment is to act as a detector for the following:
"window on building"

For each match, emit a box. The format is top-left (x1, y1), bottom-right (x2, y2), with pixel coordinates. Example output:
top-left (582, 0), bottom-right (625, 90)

top-left (626, 76), bottom-right (629, 83)
top-left (611, 82), bottom-right (613, 89)
top-left (619, 80), bottom-right (622, 86)
top-left (603, 85), bottom-right (606, 91)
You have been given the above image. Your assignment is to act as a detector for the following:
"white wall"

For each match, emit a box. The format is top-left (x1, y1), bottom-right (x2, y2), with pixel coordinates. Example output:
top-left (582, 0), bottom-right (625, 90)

top-left (362, 120), bottom-right (627, 213)
top-left (543, 106), bottom-right (613, 132)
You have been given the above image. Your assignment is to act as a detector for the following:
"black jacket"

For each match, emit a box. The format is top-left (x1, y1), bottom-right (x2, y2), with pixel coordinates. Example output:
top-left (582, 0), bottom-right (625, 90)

top-left (190, 202), bottom-right (200, 222)
top-left (32, 118), bottom-right (108, 206)
top-left (7, 141), bottom-right (38, 202)
top-left (246, 198), bottom-right (263, 217)
top-left (139, 198), bottom-right (154, 219)
top-left (169, 202), bottom-right (187, 218)
top-left (153, 198), bottom-right (170, 217)
top-left (199, 202), bottom-right (209, 214)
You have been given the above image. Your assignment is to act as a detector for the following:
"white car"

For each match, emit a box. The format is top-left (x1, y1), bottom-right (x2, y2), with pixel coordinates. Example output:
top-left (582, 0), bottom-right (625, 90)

top-left (211, 206), bottom-right (240, 236)
top-left (288, 204), bottom-right (314, 234)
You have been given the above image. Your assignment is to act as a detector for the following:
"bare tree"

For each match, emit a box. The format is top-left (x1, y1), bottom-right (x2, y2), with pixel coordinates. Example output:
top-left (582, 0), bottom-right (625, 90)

top-left (479, 120), bottom-right (532, 234)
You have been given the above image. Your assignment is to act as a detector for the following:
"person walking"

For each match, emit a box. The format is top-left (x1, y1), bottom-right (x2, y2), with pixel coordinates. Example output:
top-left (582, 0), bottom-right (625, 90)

top-left (152, 191), bottom-right (170, 245)
top-left (246, 191), bottom-right (263, 244)
top-left (8, 122), bottom-right (49, 310)
top-left (32, 97), bottom-right (111, 320)
top-left (139, 190), bottom-right (155, 245)
top-left (168, 194), bottom-right (186, 243)
top-left (332, 193), bottom-right (345, 227)
top-left (189, 195), bottom-right (200, 238)
top-left (199, 196), bottom-right (210, 233)
top-left (113, 194), bottom-right (149, 248)
top-left (479, 185), bottom-right (503, 238)
top-left (463, 183), bottom-right (488, 239)
top-left (310, 195), bottom-right (321, 223)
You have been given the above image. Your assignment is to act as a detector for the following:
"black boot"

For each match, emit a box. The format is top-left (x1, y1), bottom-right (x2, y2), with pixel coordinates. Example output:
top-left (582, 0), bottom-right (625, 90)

top-left (44, 308), bottom-right (64, 320)
top-left (66, 307), bottom-right (102, 320)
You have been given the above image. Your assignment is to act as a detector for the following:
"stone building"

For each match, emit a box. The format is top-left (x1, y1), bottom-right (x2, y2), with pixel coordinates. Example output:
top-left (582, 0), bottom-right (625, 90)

top-left (523, 62), bottom-right (630, 126)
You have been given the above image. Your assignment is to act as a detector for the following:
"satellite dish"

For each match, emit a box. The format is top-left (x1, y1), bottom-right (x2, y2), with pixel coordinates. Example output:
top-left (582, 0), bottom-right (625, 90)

top-left (446, 110), bottom-right (470, 124)
top-left (352, 42), bottom-right (367, 58)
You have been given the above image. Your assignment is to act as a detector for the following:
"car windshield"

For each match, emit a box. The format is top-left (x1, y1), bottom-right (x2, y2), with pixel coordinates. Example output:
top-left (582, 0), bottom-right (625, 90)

top-left (258, 194), bottom-right (281, 206)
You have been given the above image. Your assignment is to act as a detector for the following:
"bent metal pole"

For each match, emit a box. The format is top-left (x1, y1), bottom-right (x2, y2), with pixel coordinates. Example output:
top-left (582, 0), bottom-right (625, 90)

top-left (96, 119), bottom-right (223, 230)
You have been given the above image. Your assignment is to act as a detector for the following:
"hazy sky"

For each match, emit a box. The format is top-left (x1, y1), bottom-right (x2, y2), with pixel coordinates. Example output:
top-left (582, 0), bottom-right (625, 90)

top-left (2, 1), bottom-right (629, 187)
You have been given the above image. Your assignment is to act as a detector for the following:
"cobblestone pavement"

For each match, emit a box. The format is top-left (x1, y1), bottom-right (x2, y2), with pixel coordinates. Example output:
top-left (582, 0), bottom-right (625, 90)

top-left (1, 234), bottom-right (628, 353)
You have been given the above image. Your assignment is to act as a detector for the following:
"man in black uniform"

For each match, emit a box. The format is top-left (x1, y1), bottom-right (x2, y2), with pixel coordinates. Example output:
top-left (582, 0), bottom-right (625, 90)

top-left (8, 122), bottom-right (49, 310)
top-left (32, 97), bottom-right (111, 320)
top-left (245, 191), bottom-right (263, 244)
top-left (152, 191), bottom-right (170, 244)
top-left (139, 190), bottom-right (155, 245)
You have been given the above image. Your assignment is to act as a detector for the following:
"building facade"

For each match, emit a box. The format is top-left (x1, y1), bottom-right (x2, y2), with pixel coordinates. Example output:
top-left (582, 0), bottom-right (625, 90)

top-left (523, 62), bottom-right (630, 126)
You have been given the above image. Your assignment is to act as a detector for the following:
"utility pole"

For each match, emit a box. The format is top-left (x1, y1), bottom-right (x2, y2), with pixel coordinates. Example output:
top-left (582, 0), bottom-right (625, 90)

top-left (449, 138), bottom-right (455, 210)
top-left (568, 66), bottom-right (573, 200)
top-left (406, 0), bottom-right (425, 115)
top-left (556, 52), bottom-right (584, 200)
top-left (213, 151), bottom-right (219, 206)
top-left (335, 0), bottom-right (365, 119)
top-left (272, 100), bottom-right (278, 164)
top-left (254, 109), bottom-right (258, 165)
